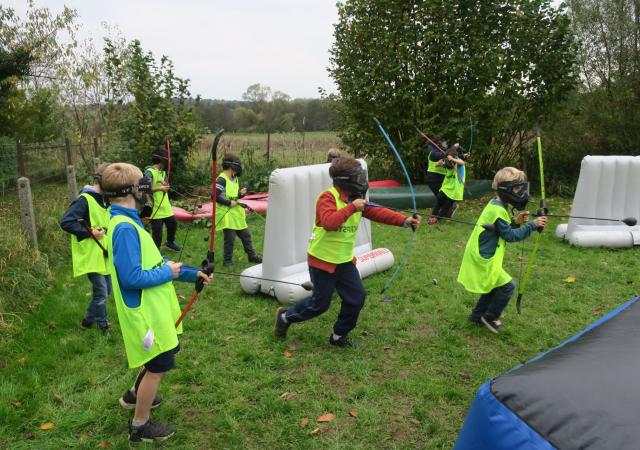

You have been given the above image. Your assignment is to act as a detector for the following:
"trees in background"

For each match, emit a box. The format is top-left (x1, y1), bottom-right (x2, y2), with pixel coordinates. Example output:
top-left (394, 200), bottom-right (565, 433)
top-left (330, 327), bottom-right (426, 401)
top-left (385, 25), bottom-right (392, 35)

top-left (329, 0), bottom-right (577, 182)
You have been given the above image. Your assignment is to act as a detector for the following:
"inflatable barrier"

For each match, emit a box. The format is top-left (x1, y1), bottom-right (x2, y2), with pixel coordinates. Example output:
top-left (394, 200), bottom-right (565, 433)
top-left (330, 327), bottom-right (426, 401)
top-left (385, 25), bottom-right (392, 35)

top-left (455, 296), bottom-right (640, 449)
top-left (240, 161), bottom-right (396, 304)
top-left (172, 193), bottom-right (268, 222)
top-left (556, 156), bottom-right (640, 247)
top-left (370, 180), bottom-right (493, 210)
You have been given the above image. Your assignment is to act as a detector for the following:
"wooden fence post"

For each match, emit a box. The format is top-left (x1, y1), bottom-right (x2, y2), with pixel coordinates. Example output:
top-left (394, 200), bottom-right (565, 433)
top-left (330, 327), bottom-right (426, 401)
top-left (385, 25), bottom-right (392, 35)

top-left (18, 176), bottom-right (39, 252)
top-left (65, 138), bottom-right (78, 200)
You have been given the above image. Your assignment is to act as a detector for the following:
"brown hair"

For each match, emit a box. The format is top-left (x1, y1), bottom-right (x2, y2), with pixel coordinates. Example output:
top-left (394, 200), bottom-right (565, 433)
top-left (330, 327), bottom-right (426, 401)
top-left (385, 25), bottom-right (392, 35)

top-left (329, 156), bottom-right (361, 178)
top-left (101, 163), bottom-right (143, 202)
top-left (492, 167), bottom-right (527, 190)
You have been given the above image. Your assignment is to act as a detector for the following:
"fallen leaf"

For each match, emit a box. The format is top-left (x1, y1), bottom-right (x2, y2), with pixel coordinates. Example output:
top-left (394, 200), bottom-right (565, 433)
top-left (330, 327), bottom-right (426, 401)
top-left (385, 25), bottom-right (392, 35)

top-left (408, 418), bottom-right (421, 425)
top-left (224, 335), bottom-right (236, 341)
top-left (178, 294), bottom-right (186, 300)
top-left (25, 431), bottom-right (34, 440)
top-left (317, 413), bottom-right (335, 423)
top-left (432, 278), bottom-right (438, 285)
top-left (247, 317), bottom-right (258, 324)
top-left (594, 307), bottom-right (603, 316)
top-left (85, 292), bottom-right (92, 297)
top-left (564, 276), bottom-right (577, 284)
top-left (279, 391), bottom-right (297, 399)
top-left (11, 401), bottom-right (22, 408)
top-left (96, 440), bottom-right (111, 448)
top-left (52, 393), bottom-right (63, 403)
top-left (18, 357), bottom-right (26, 366)
top-left (193, 360), bottom-right (200, 367)
top-left (39, 422), bottom-right (55, 430)
top-left (63, 282), bottom-right (75, 288)
top-left (309, 427), bottom-right (321, 436)
top-left (361, 330), bottom-right (369, 336)
top-left (0, 361), bottom-right (5, 369)
top-left (349, 409), bottom-right (358, 417)
top-left (284, 351), bottom-right (293, 358)
top-left (300, 417), bottom-right (309, 427)
top-left (457, 371), bottom-right (471, 380)
top-left (383, 346), bottom-right (392, 351)
top-left (80, 432), bottom-right (92, 440)
top-left (48, 322), bottom-right (57, 330)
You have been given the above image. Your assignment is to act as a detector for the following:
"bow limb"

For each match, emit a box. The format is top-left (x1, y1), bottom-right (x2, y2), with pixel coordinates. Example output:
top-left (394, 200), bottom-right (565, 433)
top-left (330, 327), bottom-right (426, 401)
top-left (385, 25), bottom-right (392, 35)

top-left (468, 116), bottom-right (474, 154)
top-left (375, 119), bottom-right (418, 296)
top-left (516, 120), bottom-right (547, 314)
top-left (175, 129), bottom-right (224, 328)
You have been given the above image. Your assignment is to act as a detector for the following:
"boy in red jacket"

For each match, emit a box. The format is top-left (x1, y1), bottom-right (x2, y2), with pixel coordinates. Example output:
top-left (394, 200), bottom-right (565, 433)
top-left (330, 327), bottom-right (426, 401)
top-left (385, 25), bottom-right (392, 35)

top-left (273, 157), bottom-right (421, 347)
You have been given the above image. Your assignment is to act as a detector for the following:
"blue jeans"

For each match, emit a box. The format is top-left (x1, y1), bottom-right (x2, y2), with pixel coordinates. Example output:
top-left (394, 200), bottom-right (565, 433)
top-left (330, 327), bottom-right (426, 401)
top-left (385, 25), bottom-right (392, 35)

top-left (285, 263), bottom-right (366, 336)
top-left (85, 273), bottom-right (112, 327)
top-left (470, 281), bottom-right (515, 321)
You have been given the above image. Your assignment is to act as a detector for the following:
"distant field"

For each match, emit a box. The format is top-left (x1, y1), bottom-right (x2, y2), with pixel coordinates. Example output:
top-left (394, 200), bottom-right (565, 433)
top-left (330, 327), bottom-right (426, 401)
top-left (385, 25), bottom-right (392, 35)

top-left (194, 131), bottom-right (345, 167)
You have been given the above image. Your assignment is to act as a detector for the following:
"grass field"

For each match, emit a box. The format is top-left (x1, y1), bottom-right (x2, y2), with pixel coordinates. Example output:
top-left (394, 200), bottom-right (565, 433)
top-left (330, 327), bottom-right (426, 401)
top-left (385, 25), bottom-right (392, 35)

top-left (1, 194), bottom-right (639, 449)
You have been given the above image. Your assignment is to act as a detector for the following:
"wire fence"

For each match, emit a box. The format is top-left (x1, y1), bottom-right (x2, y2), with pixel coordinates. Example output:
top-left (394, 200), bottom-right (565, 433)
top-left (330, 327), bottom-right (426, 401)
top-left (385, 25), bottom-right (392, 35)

top-left (0, 137), bottom-right (102, 194)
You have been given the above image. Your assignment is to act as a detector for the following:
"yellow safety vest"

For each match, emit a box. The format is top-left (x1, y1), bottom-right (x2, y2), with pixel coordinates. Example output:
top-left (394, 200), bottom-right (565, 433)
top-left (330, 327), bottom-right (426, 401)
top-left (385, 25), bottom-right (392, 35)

top-left (70, 193), bottom-right (110, 277)
top-left (216, 172), bottom-right (247, 230)
top-left (106, 215), bottom-right (183, 368)
top-left (427, 151), bottom-right (448, 175)
top-left (441, 164), bottom-right (466, 201)
top-left (307, 187), bottom-right (362, 264)
top-left (148, 167), bottom-right (173, 219)
top-left (457, 201), bottom-right (512, 293)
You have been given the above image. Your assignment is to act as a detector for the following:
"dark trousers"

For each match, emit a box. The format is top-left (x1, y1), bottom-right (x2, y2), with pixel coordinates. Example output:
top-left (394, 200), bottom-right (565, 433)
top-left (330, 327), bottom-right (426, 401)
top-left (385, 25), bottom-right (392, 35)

top-left (151, 216), bottom-right (178, 248)
top-left (426, 173), bottom-right (445, 197)
top-left (223, 228), bottom-right (257, 263)
top-left (285, 262), bottom-right (366, 336)
top-left (470, 281), bottom-right (516, 321)
top-left (432, 191), bottom-right (455, 217)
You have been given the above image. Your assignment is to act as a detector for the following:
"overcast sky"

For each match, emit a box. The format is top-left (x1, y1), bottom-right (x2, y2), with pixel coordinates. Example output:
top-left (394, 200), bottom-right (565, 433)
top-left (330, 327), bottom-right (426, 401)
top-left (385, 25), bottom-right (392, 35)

top-left (5, 0), bottom-right (339, 100)
top-left (5, 0), bottom-right (564, 101)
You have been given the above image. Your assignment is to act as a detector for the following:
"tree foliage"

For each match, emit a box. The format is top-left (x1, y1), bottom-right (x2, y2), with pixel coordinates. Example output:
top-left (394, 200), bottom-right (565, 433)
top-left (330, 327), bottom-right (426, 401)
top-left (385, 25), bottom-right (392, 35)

top-left (542, 0), bottom-right (640, 193)
top-left (104, 39), bottom-right (202, 190)
top-left (330, 0), bottom-right (577, 182)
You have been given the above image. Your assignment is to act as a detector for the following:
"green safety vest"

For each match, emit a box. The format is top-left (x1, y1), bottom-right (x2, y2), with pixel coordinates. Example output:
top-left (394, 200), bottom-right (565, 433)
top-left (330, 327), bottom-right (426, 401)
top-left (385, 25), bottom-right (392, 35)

top-left (106, 215), bottom-right (183, 368)
top-left (216, 172), bottom-right (247, 230)
top-left (71, 193), bottom-right (110, 277)
top-left (440, 164), bottom-right (466, 201)
top-left (427, 151), bottom-right (448, 175)
top-left (148, 167), bottom-right (173, 219)
top-left (457, 201), bottom-right (512, 293)
top-left (307, 187), bottom-right (362, 264)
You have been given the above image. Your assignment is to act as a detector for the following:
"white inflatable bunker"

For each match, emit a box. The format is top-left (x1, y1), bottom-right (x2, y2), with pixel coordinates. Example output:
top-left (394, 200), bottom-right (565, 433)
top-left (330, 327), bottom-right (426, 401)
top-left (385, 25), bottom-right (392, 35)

top-left (240, 161), bottom-right (395, 304)
top-left (556, 156), bottom-right (640, 247)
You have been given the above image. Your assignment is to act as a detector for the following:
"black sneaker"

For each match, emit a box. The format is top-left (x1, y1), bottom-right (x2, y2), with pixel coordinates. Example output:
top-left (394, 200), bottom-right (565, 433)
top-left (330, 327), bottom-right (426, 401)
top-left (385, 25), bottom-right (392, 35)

top-left (248, 254), bottom-right (263, 263)
top-left (447, 203), bottom-right (459, 218)
top-left (81, 319), bottom-right (93, 329)
top-left (273, 307), bottom-right (290, 339)
top-left (329, 335), bottom-right (361, 349)
top-left (128, 419), bottom-right (175, 443)
top-left (164, 242), bottom-right (182, 252)
top-left (119, 389), bottom-right (163, 410)
top-left (480, 316), bottom-right (502, 334)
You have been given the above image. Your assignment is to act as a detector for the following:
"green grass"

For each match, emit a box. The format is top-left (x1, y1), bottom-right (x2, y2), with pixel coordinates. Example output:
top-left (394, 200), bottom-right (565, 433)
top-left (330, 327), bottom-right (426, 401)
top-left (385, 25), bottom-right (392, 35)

top-left (1, 196), bottom-right (639, 449)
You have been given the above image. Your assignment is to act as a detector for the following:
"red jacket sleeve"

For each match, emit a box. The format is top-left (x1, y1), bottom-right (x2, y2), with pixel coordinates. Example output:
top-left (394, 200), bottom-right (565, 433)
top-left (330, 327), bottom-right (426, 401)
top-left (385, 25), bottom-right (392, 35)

top-left (362, 205), bottom-right (407, 226)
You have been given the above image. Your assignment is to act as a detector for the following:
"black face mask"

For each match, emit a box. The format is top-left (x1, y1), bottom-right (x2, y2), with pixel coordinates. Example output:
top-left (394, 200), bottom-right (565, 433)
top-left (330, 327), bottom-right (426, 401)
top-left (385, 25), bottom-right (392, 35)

top-left (333, 168), bottom-right (369, 200)
top-left (497, 180), bottom-right (530, 209)
top-left (103, 177), bottom-right (153, 213)
top-left (223, 161), bottom-right (243, 177)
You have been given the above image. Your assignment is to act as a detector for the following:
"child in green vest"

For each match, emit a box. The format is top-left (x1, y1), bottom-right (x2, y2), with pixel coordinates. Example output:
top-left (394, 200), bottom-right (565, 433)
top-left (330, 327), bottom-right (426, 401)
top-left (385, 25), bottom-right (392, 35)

top-left (273, 157), bottom-right (421, 348)
top-left (429, 146), bottom-right (466, 224)
top-left (60, 163), bottom-right (112, 334)
top-left (457, 167), bottom-right (547, 333)
top-left (145, 147), bottom-right (181, 252)
top-left (215, 153), bottom-right (262, 266)
top-left (101, 162), bottom-right (212, 443)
